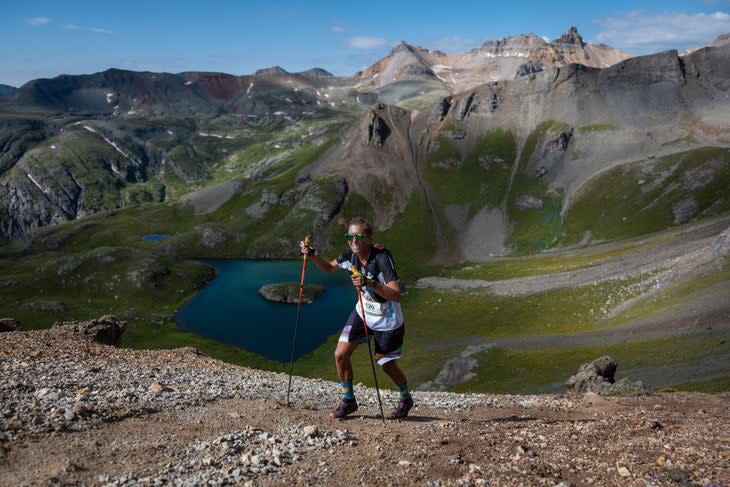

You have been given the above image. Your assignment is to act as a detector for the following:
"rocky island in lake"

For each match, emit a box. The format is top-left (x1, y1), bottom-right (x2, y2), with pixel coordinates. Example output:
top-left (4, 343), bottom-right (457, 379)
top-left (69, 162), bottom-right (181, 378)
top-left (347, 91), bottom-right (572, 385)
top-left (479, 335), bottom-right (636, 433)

top-left (258, 282), bottom-right (325, 304)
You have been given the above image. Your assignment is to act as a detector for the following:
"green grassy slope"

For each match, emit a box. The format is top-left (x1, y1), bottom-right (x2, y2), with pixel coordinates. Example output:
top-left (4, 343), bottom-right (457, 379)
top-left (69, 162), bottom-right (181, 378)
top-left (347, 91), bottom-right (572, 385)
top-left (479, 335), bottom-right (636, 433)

top-left (563, 147), bottom-right (730, 242)
top-left (2, 111), bottom-right (729, 395)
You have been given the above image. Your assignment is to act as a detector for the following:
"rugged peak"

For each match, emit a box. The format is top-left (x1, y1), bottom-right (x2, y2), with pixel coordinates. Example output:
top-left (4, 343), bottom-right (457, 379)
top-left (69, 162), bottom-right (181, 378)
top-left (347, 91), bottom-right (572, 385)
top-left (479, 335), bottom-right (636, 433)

top-left (553, 26), bottom-right (584, 47)
top-left (299, 67), bottom-right (333, 78)
top-left (254, 66), bottom-right (289, 76)
top-left (390, 41), bottom-right (417, 55)
top-left (478, 33), bottom-right (549, 53)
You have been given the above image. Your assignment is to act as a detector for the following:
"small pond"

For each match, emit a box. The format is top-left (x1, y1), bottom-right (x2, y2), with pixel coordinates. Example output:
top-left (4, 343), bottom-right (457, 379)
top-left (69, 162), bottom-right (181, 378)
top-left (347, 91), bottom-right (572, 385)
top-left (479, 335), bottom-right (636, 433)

top-left (141, 234), bottom-right (171, 241)
top-left (174, 260), bottom-right (355, 362)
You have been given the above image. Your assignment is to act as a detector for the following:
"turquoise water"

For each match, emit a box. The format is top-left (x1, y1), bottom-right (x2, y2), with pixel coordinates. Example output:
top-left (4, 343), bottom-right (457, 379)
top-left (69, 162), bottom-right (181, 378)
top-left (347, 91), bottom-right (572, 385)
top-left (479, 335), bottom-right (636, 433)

top-left (174, 260), bottom-right (356, 362)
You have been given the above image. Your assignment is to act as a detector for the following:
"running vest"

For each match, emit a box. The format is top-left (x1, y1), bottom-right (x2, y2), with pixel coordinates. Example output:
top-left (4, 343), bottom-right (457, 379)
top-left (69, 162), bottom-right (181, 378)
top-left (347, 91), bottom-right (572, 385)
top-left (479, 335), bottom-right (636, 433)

top-left (336, 247), bottom-right (404, 331)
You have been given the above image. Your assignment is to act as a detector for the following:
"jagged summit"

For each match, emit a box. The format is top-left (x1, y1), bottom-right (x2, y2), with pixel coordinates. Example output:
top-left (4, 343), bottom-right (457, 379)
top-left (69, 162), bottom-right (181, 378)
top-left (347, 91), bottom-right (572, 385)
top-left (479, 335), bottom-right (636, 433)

top-left (477, 32), bottom-right (550, 53)
top-left (553, 26), bottom-right (585, 47)
top-left (390, 40), bottom-right (414, 54)
top-left (356, 26), bottom-right (632, 94)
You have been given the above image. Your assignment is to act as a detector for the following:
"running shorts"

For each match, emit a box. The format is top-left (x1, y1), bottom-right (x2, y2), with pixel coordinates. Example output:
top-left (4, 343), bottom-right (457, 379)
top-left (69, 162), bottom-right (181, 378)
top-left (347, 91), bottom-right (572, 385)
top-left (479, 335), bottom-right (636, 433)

top-left (338, 310), bottom-right (405, 365)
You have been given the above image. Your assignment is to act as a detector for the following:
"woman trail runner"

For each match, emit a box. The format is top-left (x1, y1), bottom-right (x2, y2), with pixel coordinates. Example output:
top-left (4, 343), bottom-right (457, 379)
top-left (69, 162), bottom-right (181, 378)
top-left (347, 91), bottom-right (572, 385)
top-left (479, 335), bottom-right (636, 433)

top-left (299, 217), bottom-right (413, 419)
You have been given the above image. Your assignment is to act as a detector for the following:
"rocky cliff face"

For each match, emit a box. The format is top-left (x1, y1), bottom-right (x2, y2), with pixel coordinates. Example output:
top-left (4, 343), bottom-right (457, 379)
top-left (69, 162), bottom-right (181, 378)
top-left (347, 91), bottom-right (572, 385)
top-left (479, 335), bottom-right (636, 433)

top-left (356, 27), bottom-right (633, 96)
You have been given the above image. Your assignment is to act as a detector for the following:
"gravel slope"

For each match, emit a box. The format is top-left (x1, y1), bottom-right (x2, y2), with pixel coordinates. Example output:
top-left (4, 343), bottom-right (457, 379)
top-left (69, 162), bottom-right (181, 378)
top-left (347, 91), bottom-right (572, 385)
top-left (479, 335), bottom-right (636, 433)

top-left (1, 327), bottom-right (728, 487)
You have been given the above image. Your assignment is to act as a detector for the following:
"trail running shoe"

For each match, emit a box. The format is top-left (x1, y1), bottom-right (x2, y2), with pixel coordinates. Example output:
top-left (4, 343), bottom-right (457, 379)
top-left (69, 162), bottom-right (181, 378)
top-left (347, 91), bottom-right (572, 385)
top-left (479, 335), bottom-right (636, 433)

top-left (389, 396), bottom-right (413, 419)
top-left (329, 398), bottom-right (358, 419)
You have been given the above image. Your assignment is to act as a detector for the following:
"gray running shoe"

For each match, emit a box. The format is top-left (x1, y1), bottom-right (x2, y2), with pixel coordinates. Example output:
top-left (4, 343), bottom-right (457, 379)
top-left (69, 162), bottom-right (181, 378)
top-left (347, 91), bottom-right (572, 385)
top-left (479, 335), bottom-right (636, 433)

top-left (389, 396), bottom-right (413, 419)
top-left (329, 398), bottom-right (358, 419)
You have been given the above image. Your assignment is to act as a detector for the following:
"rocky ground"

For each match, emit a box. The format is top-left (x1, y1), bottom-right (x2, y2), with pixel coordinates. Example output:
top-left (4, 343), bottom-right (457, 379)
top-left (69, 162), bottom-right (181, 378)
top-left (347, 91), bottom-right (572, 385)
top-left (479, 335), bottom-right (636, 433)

top-left (1, 323), bottom-right (728, 487)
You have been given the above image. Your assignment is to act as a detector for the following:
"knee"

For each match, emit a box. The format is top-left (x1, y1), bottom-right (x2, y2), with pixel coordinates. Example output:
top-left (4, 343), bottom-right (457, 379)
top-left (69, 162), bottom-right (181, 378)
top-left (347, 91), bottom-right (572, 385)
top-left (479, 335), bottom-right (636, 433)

top-left (334, 349), bottom-right (348, 364)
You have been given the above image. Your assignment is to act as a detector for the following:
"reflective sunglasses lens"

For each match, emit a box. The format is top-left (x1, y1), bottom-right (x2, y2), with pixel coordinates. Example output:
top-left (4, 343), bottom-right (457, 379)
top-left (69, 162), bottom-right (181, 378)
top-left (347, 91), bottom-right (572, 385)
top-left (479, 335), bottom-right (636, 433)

top-left (344, 233), bottom-right (368, 241)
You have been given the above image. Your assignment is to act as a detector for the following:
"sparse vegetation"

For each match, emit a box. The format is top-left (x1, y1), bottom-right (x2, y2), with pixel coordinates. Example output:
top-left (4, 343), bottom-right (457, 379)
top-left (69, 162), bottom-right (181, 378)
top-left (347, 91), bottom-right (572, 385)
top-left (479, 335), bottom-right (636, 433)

top-left (505, 121), bottom-right (571, 253)
top-left (423, 130), bottom-right (516, 214)
top-left (579, 123), bottom-right (615, 133)
top-left (563, 147), bottom-right (730, 243)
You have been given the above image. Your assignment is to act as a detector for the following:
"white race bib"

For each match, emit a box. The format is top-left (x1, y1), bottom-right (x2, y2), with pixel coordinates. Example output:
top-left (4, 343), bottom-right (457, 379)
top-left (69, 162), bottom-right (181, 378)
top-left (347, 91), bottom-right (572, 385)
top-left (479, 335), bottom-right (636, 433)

top-left (362, 296), bottom-right (386, 317)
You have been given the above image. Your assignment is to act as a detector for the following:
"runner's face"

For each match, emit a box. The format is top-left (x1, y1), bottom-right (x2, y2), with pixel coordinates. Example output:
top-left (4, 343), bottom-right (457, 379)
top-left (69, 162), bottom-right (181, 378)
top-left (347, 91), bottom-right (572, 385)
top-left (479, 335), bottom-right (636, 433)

top-left (346, 224), bottom-right (371, 253)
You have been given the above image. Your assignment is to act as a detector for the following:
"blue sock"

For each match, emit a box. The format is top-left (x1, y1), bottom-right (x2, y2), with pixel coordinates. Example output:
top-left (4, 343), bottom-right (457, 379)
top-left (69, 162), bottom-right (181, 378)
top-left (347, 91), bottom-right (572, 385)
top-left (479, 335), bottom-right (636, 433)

top-left (397, 382), bottom-right (411, 400)
top-left (341, 380), bottom-right (355, 400)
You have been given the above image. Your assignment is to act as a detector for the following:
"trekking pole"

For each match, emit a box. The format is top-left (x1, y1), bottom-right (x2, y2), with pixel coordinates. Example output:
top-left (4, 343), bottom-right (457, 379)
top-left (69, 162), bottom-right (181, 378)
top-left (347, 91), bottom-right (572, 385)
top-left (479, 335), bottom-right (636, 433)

top-left (352, 268), bottom-right (387, 426)
top-left (284, 235), bottom-right (312, 407)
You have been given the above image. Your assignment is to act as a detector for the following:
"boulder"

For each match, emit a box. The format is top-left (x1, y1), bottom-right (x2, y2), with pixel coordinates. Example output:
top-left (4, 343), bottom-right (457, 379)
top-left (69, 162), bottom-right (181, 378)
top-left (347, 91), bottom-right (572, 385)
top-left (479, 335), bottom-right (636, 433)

top-left (0, 318), bottom-right (22, 332)
top-left (514, 195), bottom-right (545, 211)
top-left (258, 282), bottom-right (325, 304)
top-left (565, 355), bottom-right (646, 396)
top-left (244, 190), bottom-right (281, 218)
top-left (592, 355), bottom-right (617, 381)
top-left (51, 315), bottom-right (127, 346)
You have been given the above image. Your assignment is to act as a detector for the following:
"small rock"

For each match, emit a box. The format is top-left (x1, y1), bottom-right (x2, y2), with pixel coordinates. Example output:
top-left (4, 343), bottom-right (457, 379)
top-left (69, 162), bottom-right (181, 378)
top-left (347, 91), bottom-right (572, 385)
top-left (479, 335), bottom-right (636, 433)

top-left (0, 318), bottom-right (22, 332)
top-left (647, 420), bottom-right (663, 431)
top-left (448, 454), bottom-right (463, 465)
top-left (515, 195), bottom-right (544, 211)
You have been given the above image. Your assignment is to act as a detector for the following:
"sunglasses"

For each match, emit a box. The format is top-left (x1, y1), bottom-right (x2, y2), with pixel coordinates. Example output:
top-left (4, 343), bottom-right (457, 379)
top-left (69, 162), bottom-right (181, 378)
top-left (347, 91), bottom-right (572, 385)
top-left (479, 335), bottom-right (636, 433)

top-left (344, 232), bottom-right (370, 241)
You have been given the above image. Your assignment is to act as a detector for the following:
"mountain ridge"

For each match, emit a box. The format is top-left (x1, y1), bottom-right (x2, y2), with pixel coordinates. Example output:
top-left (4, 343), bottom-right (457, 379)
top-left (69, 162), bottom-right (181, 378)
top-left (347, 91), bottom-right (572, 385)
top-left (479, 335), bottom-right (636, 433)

top-left (0, 37), bottom-right (728, 252)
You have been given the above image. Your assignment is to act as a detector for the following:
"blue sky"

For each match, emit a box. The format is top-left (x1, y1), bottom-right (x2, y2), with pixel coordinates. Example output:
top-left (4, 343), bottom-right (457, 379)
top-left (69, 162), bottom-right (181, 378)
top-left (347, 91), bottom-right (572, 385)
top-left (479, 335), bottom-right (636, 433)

top-left (3, 0), bottom-right (730, 87)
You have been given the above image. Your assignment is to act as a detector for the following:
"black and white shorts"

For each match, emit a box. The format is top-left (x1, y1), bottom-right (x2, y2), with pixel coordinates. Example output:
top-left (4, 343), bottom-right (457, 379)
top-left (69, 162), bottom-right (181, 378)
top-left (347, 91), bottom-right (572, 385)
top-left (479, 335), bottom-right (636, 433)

top-left (338, 310), bottom-right (405, 365)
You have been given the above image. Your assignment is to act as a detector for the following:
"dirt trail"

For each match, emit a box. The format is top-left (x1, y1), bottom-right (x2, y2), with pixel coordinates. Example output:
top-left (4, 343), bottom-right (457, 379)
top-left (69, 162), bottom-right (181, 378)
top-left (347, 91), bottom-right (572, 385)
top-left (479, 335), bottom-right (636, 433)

top-left (416, 216), bottom-right (730, 297)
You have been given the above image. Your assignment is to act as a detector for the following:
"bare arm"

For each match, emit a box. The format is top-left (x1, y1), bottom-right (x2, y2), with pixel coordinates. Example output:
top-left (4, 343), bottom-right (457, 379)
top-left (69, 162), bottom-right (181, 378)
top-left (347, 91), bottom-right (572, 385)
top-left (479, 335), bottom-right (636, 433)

top-left (300, 240), bottom-right (339, 273)
top-left (308, 253), bottom-right (340, 273)
top-left (373, 279), bottom-right (402, 303)
top-left (351, 273), bottom-right (402, 303)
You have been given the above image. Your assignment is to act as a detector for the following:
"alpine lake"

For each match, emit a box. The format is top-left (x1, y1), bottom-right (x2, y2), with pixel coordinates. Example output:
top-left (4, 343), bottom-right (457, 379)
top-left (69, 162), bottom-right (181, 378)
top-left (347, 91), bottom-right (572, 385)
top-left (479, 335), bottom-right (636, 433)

top-left (175, 260), bottom-right (355, 362)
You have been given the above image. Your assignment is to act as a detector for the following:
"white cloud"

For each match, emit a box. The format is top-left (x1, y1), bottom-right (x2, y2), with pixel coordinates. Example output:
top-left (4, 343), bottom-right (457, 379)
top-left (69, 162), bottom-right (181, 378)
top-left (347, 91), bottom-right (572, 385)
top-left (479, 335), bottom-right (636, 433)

top-left (64, 24), bottom-right (80, 30)
top-left (346, 36), bottom-right (387, 49)
top-left (331, 25), bottom-right (346, 33)
top-left (429, 35), bottom-right (478, 53)
top-left (595, 11), bottom-right (730, 52)
top-left (89, 27), bottom-right (113, 34)
top-left (28, 17), bottom-right (51, 26)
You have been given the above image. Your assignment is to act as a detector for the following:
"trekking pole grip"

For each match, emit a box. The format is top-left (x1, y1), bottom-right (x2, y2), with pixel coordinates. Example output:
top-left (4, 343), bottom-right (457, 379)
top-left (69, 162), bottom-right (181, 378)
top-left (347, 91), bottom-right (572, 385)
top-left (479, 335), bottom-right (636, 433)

top-left (302, 235), bottom-right (315, 257)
